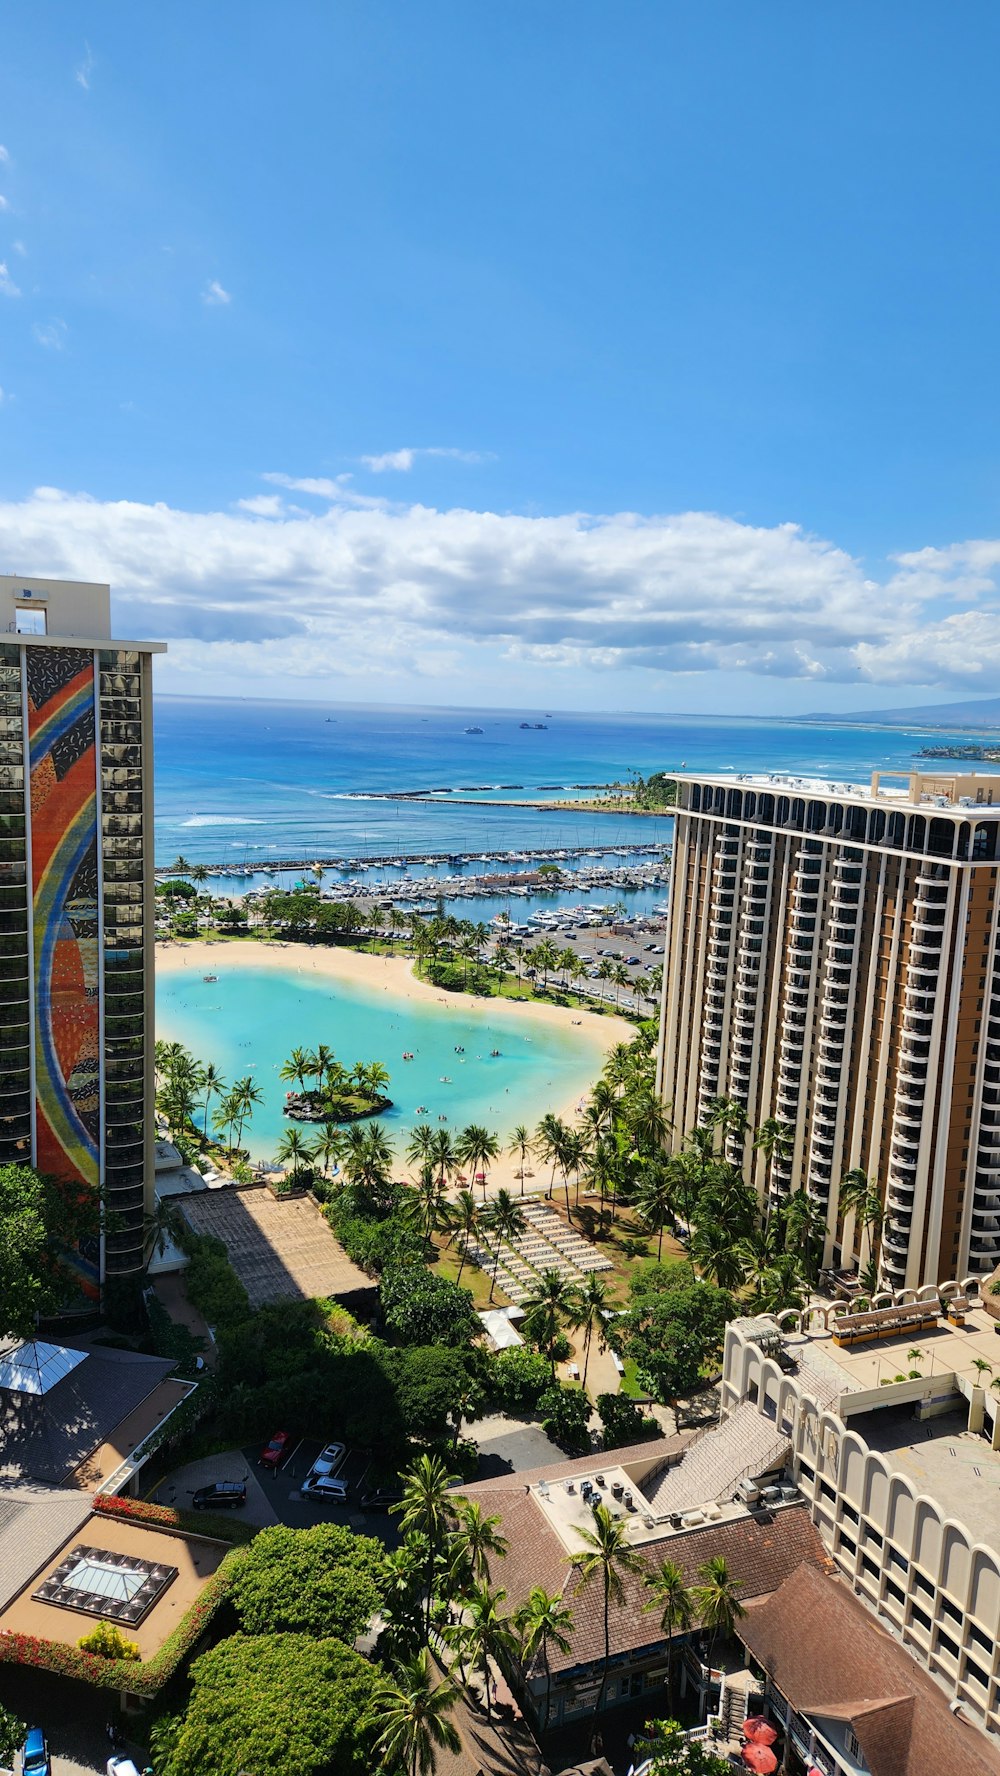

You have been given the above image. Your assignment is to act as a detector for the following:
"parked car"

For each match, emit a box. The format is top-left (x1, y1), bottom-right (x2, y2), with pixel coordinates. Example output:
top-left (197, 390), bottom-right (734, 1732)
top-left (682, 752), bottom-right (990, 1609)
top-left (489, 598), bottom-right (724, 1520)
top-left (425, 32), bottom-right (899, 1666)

top-left (645, 941), bottom-right (660, 951)
top-left (107, 1760), bottom-right (142, 1776)
top-left (22, 1729), bottom-right (50, 1776)
top-left (360, 1487), bottom-right (404, 1511)
top-left (301, 1473), bottom-right (349, 1503)
top-left (259, 1430), bottom-right (290, 1469)
top-left (192, 1480), bottom-right (247, 1510)
top-left (310, 1441), bottom-right (345, 1476)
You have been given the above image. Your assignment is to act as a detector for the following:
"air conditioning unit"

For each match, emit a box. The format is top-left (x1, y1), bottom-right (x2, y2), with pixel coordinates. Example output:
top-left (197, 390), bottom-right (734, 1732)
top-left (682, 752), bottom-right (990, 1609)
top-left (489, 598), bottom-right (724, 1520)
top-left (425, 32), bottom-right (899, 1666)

top-left (736, 1477), bottom-right (761, 1507)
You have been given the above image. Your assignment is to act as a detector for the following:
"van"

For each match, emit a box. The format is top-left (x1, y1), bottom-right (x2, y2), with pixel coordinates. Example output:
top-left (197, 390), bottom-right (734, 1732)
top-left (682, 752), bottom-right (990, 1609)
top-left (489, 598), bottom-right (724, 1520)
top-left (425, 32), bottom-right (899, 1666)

top-left (302, 1474), bottom-right (349, 1503)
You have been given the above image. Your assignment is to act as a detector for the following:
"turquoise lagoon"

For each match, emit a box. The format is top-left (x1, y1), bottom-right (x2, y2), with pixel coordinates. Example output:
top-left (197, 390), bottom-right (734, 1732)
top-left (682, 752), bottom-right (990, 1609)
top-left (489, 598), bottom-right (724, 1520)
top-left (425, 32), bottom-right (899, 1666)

top-left (155, 955), bottom-right (611, 1164)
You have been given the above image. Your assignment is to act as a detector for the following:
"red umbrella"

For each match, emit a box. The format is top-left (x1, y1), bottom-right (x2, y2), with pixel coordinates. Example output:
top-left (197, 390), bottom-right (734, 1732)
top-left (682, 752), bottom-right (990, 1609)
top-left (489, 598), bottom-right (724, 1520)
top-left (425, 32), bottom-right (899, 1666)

top-left (745, 1720), bottom-right (779, 1747)
top-left (742, 1746), bottom-right (778, 1774)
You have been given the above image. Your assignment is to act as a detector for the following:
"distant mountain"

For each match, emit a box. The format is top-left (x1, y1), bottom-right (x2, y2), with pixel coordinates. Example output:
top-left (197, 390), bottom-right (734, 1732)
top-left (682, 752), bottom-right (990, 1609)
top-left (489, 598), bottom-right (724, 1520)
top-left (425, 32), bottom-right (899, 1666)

top-left (808, 695), bottom-right (1000, 731)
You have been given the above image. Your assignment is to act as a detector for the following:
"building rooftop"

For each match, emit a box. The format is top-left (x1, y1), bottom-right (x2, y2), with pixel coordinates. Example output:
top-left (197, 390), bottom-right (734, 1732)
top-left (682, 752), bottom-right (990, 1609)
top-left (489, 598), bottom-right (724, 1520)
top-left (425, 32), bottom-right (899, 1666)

top-left (0, 1343), bottom-right (178, 1486)
top-left (673, 766), bottom-right (1000, 812)
top-left (783, 1303), bottom-right (1000, 1400)
top-left (179, 1186), bottom-right (376, 1313)
top-left (852, 1403), bottom-right (1000, 1550)
top-left (739, 1562), bottom-right (1000, 1776)
top-left (0, 573), bottom-right (165, 652)
top-left (460, 1442), bottom-right (832, 1676)
top-left (0, 1483), bottom-right (94, 1611)
top-left (0, 1510), bottom-right (228, 1660)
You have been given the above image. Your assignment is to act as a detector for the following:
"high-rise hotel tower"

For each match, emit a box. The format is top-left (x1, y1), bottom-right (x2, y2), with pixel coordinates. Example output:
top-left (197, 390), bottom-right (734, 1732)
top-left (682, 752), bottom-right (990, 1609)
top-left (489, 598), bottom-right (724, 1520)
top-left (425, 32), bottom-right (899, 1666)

top-left (657, 769), bottom-right (1000, 1289)
top-left (0, 576), bottom-right (163, 1295)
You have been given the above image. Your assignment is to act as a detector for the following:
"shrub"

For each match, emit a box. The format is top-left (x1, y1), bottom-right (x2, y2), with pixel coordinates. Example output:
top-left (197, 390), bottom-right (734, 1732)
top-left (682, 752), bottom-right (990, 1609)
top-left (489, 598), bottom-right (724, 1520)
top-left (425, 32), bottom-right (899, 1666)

top-left (228, 1523), bottom-right (387, 1640)
top-left (486, 1346), bottom-right (551, 1414)
top-left (77, 1620), bottom-right (140, 1661)
top-left (92, 1490), bottom-right (256, 1546)
top-left (539, 1383), bottom-right (591, 1453)
top-left (597, 1391), bottom-right (658, 1450)
top-left (184, 1240), bottom-right (250, 1328)
top-left (380, 1266), bottom-right (480, 1348)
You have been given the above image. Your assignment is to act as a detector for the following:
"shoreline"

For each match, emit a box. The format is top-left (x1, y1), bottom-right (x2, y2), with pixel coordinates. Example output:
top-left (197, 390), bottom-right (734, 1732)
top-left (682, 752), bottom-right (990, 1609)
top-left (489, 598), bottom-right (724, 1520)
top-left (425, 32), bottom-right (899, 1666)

top-left (155, 939), bottom-right (631, 1181)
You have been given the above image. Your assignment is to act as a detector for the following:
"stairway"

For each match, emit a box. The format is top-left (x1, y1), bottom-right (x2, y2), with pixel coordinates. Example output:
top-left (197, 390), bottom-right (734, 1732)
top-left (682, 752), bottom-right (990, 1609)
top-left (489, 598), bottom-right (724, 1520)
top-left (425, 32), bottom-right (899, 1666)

top-left (641, 1402), bottom-right (790, 1518)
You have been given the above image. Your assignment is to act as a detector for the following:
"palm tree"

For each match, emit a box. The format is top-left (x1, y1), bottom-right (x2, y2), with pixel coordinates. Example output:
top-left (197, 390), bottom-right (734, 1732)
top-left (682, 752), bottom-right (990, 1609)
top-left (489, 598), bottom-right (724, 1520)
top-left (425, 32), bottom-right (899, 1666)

top-left (635, 1165), bottom-right (675, 1261)
top-left (311, 1120), bottom-right (343, 1179)
top-left (460, 1581), bottom-right (517, 1722)
top-left (143, 1197), bottom-right (181, 1268)
top-left (627, 1089), bottom-right (671, 1156)
top-left (509, 1123), bottom-right (532, 1193)
top-left (407, 1124), bottom-right (437, 1176)
top-left (212, 1087), bottom-right (242, 1154)
top-left (523, 1269), bottom-right (583, 1377)
top-left (455, 1124), bottom-right (500, 1199)
top-left (688, 1219), bottom-right (745, 1291)
top-left (610, 961), bottom-right (630, 1008)
top-left (576, 1271), bottom-right (610, 1388)
top-left (169, 854), bottom-right (193, 873)
top-left (644, 1558), bottom-right (693, 1713)
top-left (279, 1046), bottom-right (313, 1095)
top-left (429, 1127), bottom-right (457, 1189)
top-left (276, 1125), bottom-right (311, 1182)
top-left (781, 1188), bottom-right (828, 1285)
top-left (596, 958), bottom-right (614, 1002)
top-left (415, 1165), bottom-right (448, 1248)
top-left (374, 1648), bottom-right (461, 1776)
top-left (693, 1555), bottom-right (745, 1661)
top-left (513, 1586), bottom-right (575, 1732)
top-left (753, 1115), bottom-right (794, 1220)
top-left (313, 1042), bottom-right (337, 1091)
top-left (535, 1112), bottom-right (567, 1201)
top-left (972, 1357), bottom-right (993, 1386)
top-left (392, 1454), bottom-right (463, 1635)
top-left (448, 1189), bottom-right (480, 1283)
top-left (485, 1188), bottom-right (527, 1302)
top-left (232, 1075), bottom-right (263, 1148)
top-left (452, 1499), bottom-right (509, 1588)
top-left (571, 1503), bottom-right (645, 1713)
top-left (839, 1168), bottom-right (883, 1270)
top-left (200, 1062), bottom-right (225, 1141)
top-left (533, 937), bottom-right (559, 992)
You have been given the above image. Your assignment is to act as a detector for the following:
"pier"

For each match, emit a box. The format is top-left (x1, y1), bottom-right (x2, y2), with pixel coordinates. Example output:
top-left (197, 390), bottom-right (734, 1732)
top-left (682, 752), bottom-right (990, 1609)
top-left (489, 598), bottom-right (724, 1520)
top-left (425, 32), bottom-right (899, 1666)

top-left (156, 840), bottom-right (671, 880)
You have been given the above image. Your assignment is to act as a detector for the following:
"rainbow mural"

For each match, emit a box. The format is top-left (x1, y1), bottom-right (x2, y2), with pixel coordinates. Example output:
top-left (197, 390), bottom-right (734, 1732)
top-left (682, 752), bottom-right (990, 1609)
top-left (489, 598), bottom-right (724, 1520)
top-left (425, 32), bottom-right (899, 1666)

top-left (27, 646), bottom-right (101, 1295)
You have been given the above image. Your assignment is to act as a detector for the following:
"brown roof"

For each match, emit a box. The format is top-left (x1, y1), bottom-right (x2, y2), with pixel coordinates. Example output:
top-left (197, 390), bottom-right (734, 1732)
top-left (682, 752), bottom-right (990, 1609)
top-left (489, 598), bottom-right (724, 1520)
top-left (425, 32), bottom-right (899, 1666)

top-left (738, 1563), bottom-right (1000, 1776)
top-left (459, 1451), bottom-right (832, 1676)
top-left (180, 1186), bottom-right (376, 1311)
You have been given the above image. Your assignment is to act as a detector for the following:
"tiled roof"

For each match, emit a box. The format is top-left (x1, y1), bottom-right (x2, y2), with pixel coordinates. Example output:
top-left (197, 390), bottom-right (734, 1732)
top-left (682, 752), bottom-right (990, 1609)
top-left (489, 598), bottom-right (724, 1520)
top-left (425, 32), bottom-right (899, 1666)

top-left (180, 1188), bottom-right (375, 1310)
top-left (0, 1344), bottom-right (174, 1485)
top-left (0, 1483), bottom-right (92, 1609)
top-left (459, 1448), bottom-right (832, 1677)
top-left (738, 1564), bottom-right (1000, 1776)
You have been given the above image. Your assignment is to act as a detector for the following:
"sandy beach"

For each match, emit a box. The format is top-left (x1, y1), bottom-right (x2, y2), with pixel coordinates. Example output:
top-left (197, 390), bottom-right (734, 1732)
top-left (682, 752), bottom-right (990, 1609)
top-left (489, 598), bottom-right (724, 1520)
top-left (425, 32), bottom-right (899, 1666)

top-left (156, 939), bottom-right (632, 1190)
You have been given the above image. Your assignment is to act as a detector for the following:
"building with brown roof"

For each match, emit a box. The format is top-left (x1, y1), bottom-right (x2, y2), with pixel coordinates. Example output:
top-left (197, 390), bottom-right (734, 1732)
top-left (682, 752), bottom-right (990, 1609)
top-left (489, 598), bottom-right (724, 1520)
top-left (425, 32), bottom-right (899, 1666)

top-left (737, 1563), bottom-right (1000, 1776)
top-left (180, 1186), bottom-right (377, 1315)
top-left (458, 1437), bottom-right (832, 1731)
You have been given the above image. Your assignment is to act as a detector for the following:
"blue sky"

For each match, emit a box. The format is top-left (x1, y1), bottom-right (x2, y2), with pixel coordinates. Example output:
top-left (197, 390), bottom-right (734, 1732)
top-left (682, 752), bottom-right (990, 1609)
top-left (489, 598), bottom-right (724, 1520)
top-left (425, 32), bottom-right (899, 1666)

top-left (2, 4), bottom-right (1000, 714)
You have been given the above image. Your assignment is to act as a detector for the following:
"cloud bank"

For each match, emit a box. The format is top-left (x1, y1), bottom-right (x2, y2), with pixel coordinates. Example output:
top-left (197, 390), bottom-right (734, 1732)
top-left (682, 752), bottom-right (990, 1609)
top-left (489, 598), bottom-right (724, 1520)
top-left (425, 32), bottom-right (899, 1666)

top-left (0, 482), bottom-right (997, 695)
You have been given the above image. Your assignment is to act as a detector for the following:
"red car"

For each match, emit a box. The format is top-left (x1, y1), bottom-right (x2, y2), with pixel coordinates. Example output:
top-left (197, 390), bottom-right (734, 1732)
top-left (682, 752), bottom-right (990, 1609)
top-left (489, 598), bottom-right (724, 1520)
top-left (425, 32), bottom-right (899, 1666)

top-left (259, 1430), bottom-right (290, 1470)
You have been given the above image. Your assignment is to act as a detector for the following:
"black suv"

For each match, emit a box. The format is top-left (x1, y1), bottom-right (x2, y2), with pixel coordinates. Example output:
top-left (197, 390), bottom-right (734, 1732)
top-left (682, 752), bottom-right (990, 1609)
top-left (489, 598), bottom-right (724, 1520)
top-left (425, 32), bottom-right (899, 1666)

top-left (191, 1480), bottom-right (247, 1510)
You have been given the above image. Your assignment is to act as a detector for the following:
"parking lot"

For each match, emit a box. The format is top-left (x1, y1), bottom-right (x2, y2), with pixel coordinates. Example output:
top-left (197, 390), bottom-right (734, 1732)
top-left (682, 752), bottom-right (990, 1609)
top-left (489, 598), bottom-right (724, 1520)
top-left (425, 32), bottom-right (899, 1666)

top-left (240, 1438), bottom-right (403, 1541)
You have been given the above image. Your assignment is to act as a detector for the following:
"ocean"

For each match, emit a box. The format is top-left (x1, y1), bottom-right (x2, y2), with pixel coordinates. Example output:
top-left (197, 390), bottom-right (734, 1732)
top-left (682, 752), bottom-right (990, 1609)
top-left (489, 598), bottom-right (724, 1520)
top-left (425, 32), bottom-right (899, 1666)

top-left (153, 696), bottom-right (995, 871)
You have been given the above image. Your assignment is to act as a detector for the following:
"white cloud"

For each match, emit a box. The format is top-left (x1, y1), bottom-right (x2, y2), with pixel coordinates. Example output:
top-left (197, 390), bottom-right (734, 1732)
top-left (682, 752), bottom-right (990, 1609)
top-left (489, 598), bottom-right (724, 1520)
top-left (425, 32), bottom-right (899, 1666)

top-left (75, 42), bottom-right (95, 90)
top-left (361, 445), bottom-right (489, 473)
top-left (0, 146), bottom-right (9, 165)
top-left (0, 263), bottom-right (20, 298)
top-left (12, 241), bottom-right (26, 257)
top-left (202, 280), bottom-right (231, 306)
top-left (32, 318), bottom-right (67, 349)
top-left (0, 197), bottom-right (8, 213)
top-left (0, 481), bottom-right (999, 694)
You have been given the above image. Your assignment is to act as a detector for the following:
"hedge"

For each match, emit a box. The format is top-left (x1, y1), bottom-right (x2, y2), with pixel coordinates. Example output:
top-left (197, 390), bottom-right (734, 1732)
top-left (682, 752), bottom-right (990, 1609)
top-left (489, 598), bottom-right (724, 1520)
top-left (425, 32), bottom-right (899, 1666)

top-left (0, 1550), bottom-right (242, 1697)
top-left (93, 1490), bottom-right (258, 1546)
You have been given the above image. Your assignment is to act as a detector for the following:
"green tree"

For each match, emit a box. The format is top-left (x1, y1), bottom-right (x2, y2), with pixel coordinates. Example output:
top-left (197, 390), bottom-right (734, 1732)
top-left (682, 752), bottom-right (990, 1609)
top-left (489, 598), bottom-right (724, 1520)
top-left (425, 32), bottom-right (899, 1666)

top-left (380, 1268), bottom-right (480, 1349)
top-left (228, 1522), bottom-right (387, 1640)
top-left (276, 1124), bottom-right (313, 1182)
top-left (393, 1453), bottom-right (463, 1634)
top-left (447, 1187), bottom-right (480, 1284)
top-left (0, 1703), bottom-right (26, 1767)
top-left (607, 1264), bottom-right (734, 1418)
top-left (522, 1268), bottom-right (583, 1377)
top-left (0, 1161), bottom-right (100, 1337)
top-left (374, 1648), bottom-right (462, 1776)
top-left (636, 1718), bottom-right (732, 1776)
top-left (451, 1498), bottom-right (509, 1589)
top-left (644, 1559), bottom-right (693, 1713)
top-left (538, 1382), bottom-right (590, 1452)
top-left (692, 1554), bottom-right (745, 1659)
top-left (462, 1580), bottom-right (517, 1721)
top-left (513, 1587), bottom-right (575, 1732)
top-left (200, 1061), bottom-right (226, 1140)
top-left (151, 1632), bottom-right (380, 1776)
top-left (455, 1124), bottom-right (501, 1199)
top-left (484, 1187), bottom-right (527, 1302)
top-left (570, 1502), bottom-right (645, 1713)
top-left (576, 1270), bottom-right (611, 1388)
top-left (636, 1164), bottom-right (675, 1261)
top-left (839, 1167), bottom-right (883, 1269)
top-left (508, 1123), bottom-right (532, 1192)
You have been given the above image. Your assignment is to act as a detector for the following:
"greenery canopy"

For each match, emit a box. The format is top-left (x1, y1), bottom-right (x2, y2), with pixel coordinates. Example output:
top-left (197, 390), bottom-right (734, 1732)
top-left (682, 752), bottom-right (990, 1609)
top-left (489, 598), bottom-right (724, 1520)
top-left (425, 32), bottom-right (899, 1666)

top-left (229, 1522), bottom-right (388, 1641)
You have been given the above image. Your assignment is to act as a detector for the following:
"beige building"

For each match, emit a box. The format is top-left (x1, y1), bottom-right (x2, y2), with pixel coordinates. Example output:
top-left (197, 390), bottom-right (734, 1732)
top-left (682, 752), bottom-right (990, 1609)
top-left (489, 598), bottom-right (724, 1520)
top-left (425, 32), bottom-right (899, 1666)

top-left (0, 575), bottom-right (163, 1290)
top-left (657, 769), bottom-right (1000, 1288)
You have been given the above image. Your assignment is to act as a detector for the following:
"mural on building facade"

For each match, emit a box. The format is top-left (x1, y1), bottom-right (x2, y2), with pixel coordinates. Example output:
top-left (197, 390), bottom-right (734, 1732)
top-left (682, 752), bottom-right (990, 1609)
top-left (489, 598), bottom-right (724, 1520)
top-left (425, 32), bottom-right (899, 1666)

top-left (27, 646), bottom-right (101, 1295)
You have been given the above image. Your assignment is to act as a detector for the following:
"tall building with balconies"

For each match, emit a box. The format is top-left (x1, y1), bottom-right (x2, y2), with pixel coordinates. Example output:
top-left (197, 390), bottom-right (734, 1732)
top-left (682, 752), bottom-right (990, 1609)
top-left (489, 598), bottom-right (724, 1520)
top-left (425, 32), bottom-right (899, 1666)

top-left (657, 769), bottom-right (1000, 1288)
top-left (0, 575), bottom-right (163, 1294)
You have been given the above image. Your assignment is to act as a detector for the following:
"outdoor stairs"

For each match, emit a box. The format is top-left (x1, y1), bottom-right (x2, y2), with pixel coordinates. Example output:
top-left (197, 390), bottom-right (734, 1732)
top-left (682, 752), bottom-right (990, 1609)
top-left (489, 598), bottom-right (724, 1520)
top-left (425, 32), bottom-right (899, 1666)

top-left (641, 1401), bottom-right (791, 1519)
top-left (718, 1669), bottom-right (754, 1741)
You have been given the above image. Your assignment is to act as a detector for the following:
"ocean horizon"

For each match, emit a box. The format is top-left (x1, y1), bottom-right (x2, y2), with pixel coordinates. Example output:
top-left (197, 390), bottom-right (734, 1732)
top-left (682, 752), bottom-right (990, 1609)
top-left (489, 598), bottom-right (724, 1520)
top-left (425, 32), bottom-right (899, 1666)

top-left (153, 694), bottom-right (1000, 870)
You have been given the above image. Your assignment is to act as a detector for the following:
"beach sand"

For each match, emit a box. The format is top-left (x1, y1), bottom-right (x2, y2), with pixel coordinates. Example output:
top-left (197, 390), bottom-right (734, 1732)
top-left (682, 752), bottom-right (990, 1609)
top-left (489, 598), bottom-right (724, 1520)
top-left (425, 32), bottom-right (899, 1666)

top-left (155, 938), bottom-right (632, 1191)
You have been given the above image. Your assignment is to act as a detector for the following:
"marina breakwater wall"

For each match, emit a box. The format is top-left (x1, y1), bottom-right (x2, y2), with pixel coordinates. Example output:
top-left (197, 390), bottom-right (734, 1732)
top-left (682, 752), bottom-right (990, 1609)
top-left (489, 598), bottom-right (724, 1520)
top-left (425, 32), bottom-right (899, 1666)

top-left (156, 841), bottom-right (671, 879)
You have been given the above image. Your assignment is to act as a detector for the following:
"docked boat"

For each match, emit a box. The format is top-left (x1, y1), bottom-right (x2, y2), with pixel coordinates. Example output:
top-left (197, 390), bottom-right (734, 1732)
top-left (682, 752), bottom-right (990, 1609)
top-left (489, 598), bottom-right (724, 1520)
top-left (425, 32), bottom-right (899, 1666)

top-left (465, 725), bottom-right (484, 735)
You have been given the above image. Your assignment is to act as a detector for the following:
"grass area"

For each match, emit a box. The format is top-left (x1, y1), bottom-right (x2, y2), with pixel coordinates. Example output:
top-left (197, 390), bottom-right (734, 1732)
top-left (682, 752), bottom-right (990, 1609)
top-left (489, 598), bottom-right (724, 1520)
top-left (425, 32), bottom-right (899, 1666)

top-left (618, 1357), bottom-right (648, 1400)
top-left (430, 1233), bottom-right (497, 1308)
top-left (420, 957), bottom-right (638, 1016)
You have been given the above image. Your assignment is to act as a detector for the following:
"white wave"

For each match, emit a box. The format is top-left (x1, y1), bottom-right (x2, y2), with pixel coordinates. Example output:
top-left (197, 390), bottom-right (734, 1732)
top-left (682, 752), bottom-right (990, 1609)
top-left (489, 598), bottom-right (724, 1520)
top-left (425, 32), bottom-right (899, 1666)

top-left (179, 815), bottom-right (266, 827)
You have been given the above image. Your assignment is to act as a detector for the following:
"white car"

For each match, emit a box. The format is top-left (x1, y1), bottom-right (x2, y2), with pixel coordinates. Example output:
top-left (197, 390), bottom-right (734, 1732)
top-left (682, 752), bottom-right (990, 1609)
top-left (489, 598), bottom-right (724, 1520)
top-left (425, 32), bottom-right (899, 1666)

top-left (310, 1441), bottom-right (345, 1477)
top-left (302, 1473), bottom-right (349, 1503)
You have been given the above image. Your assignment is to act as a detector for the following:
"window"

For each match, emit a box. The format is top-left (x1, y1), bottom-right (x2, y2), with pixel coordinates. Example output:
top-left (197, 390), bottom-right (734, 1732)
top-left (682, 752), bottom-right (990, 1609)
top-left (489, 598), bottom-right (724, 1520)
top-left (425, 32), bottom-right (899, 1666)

top-left (846, 1729), bottom-right (863, 1761)
top-left (13, 606), bottom-right (46, 635)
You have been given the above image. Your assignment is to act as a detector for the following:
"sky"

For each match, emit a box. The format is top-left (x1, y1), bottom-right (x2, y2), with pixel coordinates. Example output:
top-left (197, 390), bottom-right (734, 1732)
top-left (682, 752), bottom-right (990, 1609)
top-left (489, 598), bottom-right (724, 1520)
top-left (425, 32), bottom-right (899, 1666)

top-left (2, 4), bottom-right (1000, 716)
